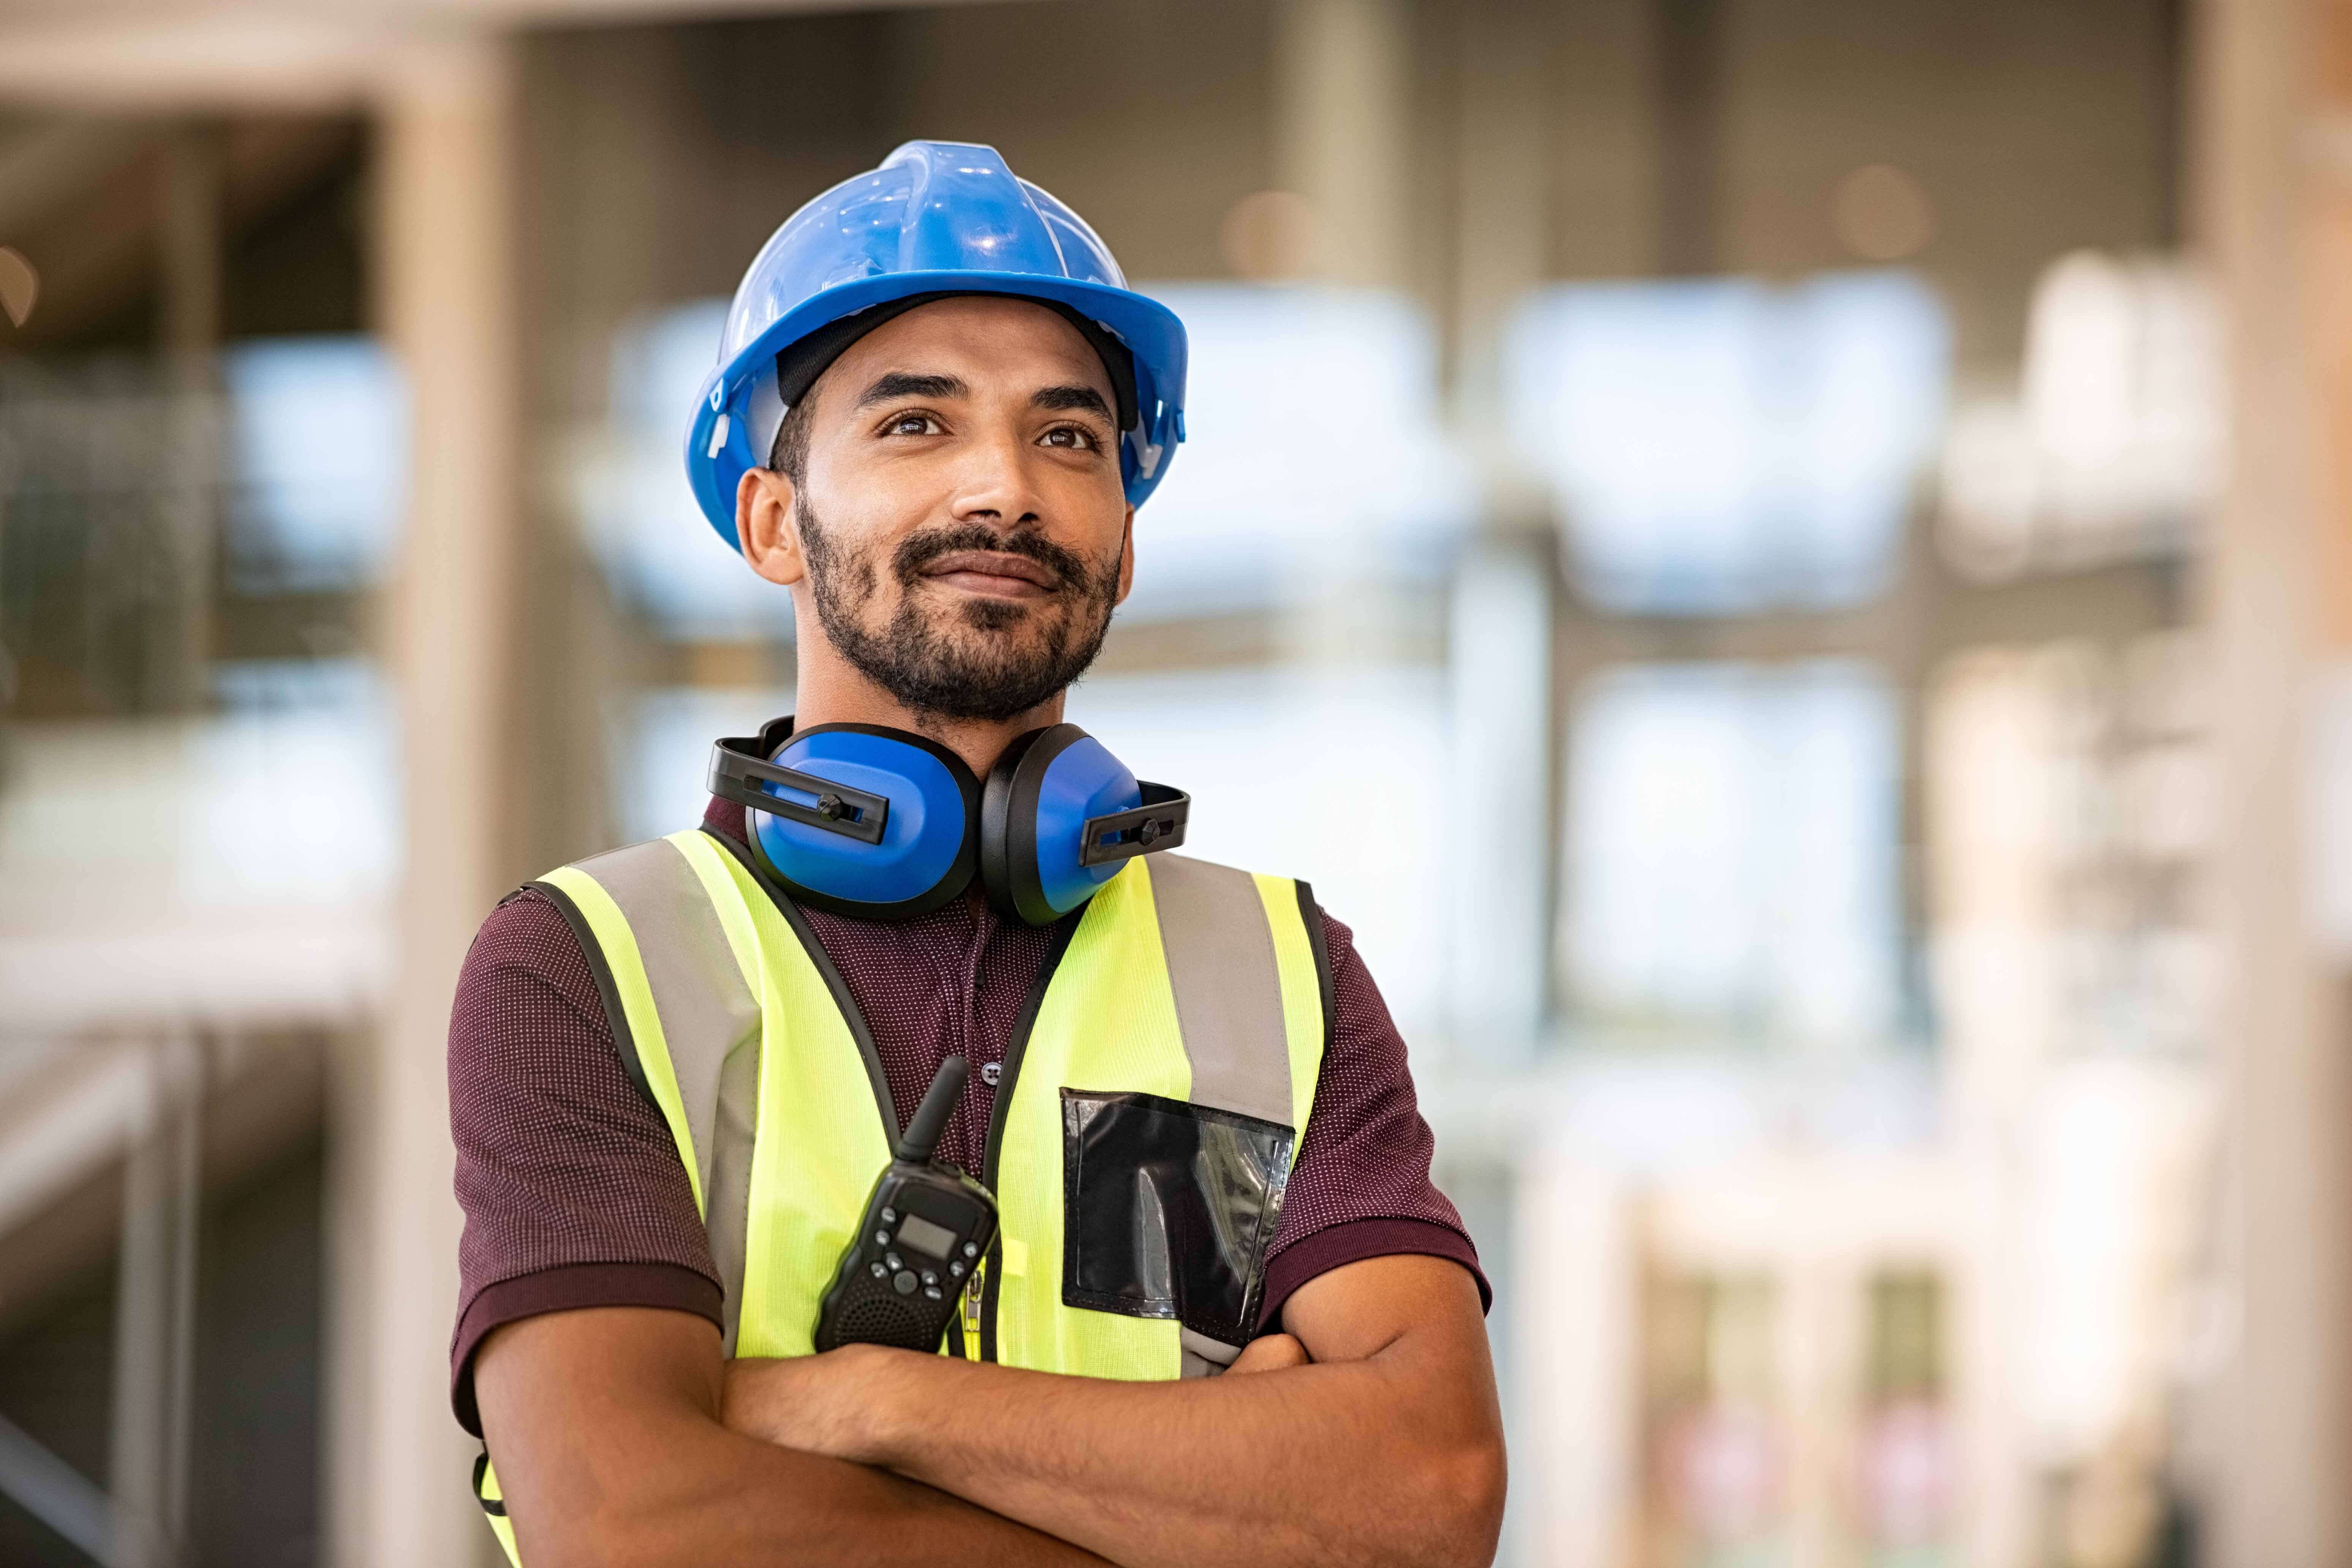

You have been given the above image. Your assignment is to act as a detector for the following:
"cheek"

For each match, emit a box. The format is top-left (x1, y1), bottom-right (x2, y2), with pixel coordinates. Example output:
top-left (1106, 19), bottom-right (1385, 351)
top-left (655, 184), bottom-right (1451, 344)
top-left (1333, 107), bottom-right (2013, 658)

top-left (1037, 465), bottom-right (1129, 557)
top-left (802, 483), bottom-right (914, 580)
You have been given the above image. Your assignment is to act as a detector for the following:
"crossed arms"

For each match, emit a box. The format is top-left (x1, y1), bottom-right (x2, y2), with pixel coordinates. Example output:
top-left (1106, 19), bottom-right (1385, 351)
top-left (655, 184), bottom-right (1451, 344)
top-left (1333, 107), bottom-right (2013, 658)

top-left (473, 1253), bottom-right (1506, 1568)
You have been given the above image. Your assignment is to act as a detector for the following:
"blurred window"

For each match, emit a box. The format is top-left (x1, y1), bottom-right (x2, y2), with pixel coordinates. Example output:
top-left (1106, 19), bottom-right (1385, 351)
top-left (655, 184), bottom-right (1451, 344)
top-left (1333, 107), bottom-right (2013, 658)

top-left (192, 658), bottom-right (399, 904)
top-left (1121, 285), bottom-right (1472, 620)
top-left (0, 658), bottom-right (395, 922)
top-left (1938, 253), bottom-right (2222, 578)
top-left (1925, 638), bottom-right (2215, 1111)
top-left (591, 300), bottom-right (792, 641)
top-left (619, 684), bottom-right (793, 842)
top-left (223, 336), bottom-right (404, 593)
top-left (1562, 659), bottom-right (1901, 1045)
top-left (1506, 272), bottom-right (1951, 614)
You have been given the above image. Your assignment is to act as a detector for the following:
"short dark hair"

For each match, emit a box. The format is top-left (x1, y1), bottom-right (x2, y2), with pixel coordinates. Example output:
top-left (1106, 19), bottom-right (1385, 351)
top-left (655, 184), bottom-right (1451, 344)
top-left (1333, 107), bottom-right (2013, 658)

top-left (768, 386), bottom-right (816, 484)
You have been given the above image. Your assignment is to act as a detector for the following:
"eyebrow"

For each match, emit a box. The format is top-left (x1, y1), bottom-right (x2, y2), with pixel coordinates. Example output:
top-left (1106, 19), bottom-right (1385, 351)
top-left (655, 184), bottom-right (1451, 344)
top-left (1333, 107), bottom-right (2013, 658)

top-left (856, 371), bottom-right (968, 408)
top-left (1031, 384), bottom-right (1113, 419)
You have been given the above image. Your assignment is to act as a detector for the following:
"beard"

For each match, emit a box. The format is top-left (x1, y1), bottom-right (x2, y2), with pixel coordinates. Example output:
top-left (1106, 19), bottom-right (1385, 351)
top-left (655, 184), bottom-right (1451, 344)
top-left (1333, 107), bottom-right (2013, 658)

top-left (797, 494), bottom-right (1122, 724)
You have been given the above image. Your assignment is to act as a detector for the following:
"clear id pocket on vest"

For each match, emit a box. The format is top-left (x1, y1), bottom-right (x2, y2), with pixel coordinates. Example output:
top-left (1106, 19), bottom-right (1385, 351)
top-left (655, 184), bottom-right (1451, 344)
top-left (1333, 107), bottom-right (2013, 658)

top-left (1059, 1088), bottom-right (1298, 1350)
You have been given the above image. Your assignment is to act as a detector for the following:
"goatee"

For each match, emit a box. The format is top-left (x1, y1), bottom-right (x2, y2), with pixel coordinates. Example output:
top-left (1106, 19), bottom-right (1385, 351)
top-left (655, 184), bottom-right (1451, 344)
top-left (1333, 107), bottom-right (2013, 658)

top-left (798, 495), bottom-right (1121, 724)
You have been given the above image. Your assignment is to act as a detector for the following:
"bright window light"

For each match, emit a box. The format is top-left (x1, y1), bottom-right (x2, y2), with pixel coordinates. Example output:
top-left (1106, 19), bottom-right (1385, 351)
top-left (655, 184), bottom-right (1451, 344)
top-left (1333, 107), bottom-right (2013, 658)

top-left (223, 336), bottom-right (404, 593)
top-left (1938, 252), bottom-right (2222, 578)
top-left (620, 685), bottom-right (793, 842)
top-left (1100, 284), bottom-right (1473, 621)
top-left (1507, 273), bottom-right (1951, 614)
top-left (1563, 660), bottom-right (1901, 1046)
top-left (591, 300), bottom-right (795, 641)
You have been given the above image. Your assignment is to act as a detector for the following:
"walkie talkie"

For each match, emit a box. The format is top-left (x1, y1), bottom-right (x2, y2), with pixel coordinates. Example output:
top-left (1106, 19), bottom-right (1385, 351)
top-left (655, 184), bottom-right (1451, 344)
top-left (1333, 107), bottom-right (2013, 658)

top-left (814, 1055), bottom-right (1000, 1353)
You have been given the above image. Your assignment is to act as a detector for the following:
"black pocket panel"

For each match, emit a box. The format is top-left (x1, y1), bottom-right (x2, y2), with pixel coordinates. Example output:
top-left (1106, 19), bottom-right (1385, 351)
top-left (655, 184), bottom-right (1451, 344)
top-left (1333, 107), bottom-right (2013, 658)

top-left (1060, 1089), bottom-right (1297, 1345)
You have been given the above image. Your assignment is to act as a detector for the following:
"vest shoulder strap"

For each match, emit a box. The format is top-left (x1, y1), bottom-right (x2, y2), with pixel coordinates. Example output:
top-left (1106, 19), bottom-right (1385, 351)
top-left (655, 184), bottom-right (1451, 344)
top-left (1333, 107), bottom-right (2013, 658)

top-left (531, 835), bottom-right (762, 1219)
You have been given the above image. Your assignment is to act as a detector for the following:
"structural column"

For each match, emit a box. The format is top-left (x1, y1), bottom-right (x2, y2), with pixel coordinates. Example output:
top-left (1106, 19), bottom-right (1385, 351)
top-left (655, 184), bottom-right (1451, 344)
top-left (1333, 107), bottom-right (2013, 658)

top-left (109, 1033), bottom-right (203, 1568)
top-left (2199, 0), bottom-right (2352, 1561)
top-left (1446, 0), bottom-right (1557, 1059)
top-left (330, 32), bottom-right (523, 1568)
top-left (158, 122), bottom-right (223, 712)
top-left (1273, 0), bottom-right (1411, 288)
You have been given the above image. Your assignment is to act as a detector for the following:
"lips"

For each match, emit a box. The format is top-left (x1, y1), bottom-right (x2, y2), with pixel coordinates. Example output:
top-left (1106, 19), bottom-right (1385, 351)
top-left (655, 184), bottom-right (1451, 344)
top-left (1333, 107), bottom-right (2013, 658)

top-left (916, 549), bottom-right (1062, 593)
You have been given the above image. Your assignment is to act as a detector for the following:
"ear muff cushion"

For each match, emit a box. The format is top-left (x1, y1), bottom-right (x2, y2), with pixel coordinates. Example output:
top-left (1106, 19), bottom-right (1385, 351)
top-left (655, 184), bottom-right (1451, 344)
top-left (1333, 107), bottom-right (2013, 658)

top-left (980, 727), bottom-right (1051, 921)
top-left (749, 723), bottom-right (979, 919)
top-left (981, 724), bottom-right (1143, 926)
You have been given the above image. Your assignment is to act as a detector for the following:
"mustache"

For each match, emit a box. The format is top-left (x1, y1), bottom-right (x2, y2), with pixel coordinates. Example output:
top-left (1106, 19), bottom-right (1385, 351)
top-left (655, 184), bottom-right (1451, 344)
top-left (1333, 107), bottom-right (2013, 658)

top-left (891, 523), bottom-right (1100, 595)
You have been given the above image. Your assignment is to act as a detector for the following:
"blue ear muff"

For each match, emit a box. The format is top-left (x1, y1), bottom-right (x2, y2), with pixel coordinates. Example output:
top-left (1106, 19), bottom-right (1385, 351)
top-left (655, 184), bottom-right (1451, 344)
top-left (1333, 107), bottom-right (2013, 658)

top-left (709, 722), bottom-right (980, 920)
top-left (980, 724), bottom-right (1191, 926)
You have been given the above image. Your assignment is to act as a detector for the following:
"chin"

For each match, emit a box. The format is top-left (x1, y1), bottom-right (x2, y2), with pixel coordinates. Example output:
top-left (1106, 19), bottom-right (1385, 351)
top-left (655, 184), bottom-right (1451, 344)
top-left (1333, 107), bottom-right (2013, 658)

top-left (952, 596), bottom-right (1043, 635)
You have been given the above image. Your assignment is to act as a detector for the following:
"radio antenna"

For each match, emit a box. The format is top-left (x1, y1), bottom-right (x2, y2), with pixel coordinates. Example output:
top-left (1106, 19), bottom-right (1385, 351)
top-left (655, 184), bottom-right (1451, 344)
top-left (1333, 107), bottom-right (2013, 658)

top-left (896, 1055), bottom-right (967, 1163)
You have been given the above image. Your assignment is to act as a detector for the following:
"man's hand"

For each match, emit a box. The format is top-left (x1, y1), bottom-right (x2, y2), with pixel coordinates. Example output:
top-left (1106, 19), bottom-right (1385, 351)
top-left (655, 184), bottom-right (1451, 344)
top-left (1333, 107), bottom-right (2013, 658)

top-left (722, 1330), bottom-right (1317, 1460)
top-left (721, 1254), bottom-right (1504, 1568)
top-left (474, 1306), bottom-right (1109, 1568)
top-left (1227, 1330), bottom-right (1312, 1373)
top-left (722, 1341), bottom-right (900, 1461)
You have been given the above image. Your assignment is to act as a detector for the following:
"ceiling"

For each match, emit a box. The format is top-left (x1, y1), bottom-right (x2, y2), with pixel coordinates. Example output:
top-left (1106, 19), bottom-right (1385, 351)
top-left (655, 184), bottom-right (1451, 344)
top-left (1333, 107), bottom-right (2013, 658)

top-left (0, 0), bottom-right (992, 111)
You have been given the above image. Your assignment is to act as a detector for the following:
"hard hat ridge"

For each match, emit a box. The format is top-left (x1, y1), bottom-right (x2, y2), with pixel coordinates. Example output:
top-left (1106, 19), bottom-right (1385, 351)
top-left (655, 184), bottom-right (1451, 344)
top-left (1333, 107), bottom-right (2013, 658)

top-left (686, 140), bottom-right (1189, 552)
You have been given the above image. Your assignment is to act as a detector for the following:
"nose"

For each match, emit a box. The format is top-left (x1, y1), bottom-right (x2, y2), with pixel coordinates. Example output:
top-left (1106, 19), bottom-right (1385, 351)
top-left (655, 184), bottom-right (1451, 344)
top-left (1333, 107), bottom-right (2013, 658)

top-left (948, 424), bottom-right (1046, 531)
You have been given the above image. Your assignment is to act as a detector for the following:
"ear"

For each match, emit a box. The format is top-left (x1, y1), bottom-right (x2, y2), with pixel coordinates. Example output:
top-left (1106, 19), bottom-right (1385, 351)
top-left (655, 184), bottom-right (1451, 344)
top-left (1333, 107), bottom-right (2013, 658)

top-left (738, 467), bottom-right (806, 587)
top-left (1113, 506), bottom-right (1136, 607)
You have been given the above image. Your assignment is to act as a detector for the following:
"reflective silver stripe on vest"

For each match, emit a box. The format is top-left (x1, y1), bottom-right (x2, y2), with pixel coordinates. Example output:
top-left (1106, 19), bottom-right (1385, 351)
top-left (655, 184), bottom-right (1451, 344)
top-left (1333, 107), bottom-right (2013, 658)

top-left (1147, 855), bottom-right (1295, 1128)
top-left (571, 838), bottom-right (762, 1352)
top-left (1145, 854), bottom-right (1300, 1375)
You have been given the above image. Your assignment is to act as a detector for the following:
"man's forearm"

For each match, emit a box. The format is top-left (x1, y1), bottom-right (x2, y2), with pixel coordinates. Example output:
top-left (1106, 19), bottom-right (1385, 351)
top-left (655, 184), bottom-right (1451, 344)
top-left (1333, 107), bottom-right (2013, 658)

top-left (724, 1260), bottom-right (1504, 1568)
top-left (506, 1415), bottom-right (1105, 1568)
top-left (474, 1307), bottom-right (1109, 1568)
top-left (828, 1352), bottom-right (1492, 1568)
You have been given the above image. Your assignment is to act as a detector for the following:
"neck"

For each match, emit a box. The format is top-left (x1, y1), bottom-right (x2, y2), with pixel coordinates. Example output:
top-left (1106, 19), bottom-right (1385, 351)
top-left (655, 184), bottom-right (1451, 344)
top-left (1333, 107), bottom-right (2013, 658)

top-left (790, 630), bottom-right (1064, 780)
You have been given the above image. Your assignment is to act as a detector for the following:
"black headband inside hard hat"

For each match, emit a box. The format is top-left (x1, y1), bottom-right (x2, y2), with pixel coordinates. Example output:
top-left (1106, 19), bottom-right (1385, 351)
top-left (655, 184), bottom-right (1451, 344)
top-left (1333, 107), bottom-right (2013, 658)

top-left (772, 291), bottom-right (1141, 434)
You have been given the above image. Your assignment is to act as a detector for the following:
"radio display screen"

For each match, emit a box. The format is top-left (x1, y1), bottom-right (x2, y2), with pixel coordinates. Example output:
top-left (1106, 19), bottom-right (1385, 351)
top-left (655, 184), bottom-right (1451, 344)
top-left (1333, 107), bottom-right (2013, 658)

top-left (895, 1213), bottom-right (958, 1259)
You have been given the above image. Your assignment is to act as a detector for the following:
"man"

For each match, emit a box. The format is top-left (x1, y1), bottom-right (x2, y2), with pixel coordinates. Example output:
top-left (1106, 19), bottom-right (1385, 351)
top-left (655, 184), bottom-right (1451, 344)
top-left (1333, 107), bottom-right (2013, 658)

top-left (450, 141), bottom-right (1504, 1568)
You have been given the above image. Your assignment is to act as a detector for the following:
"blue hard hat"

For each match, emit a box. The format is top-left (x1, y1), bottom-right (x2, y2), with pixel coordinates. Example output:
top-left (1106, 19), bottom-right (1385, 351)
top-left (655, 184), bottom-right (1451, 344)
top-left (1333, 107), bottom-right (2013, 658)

top-left (686, 140), bottom-right (1189, 551)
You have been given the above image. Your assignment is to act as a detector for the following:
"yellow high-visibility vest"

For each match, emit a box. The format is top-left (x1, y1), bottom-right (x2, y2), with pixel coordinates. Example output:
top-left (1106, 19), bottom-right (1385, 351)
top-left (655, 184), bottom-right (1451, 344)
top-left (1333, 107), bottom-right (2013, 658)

top-left (471, 828), bottom-right (1330, 1563)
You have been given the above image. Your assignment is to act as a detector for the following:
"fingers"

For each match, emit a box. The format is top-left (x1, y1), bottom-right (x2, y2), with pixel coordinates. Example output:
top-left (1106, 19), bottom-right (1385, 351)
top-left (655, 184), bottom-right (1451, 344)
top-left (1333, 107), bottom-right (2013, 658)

top-left (1226, 1332), bottom-right (1310, 1375)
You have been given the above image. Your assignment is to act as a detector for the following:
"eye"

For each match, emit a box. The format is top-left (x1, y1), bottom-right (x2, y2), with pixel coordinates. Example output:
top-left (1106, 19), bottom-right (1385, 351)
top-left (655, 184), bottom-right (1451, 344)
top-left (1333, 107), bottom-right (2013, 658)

top-left (1039, 424), bottom-right (1099, 451)
top-left (884, 412), bottom-right (944, 437)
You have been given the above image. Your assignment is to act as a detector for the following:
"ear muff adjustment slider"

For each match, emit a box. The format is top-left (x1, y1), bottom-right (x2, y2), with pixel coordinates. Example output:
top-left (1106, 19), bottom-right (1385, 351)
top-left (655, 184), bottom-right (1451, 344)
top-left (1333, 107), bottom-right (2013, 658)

top-left (1078, 783), bottom-right (1190, 866)
top-left (709, 745), bottom-right (891, 846)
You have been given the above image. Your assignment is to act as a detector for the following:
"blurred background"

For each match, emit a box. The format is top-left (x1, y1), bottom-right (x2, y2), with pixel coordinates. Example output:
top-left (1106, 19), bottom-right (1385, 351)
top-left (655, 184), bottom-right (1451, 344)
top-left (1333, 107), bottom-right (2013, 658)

top-left (0, 0), bottom-right (2341, 1564)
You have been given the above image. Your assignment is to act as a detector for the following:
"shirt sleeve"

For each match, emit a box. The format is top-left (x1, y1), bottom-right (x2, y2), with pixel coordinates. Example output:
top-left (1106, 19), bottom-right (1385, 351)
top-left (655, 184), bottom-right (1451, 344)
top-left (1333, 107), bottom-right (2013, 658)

top-left (447, 888), bottom-right (722, 1436)
top-left (1257, 907), bottom-right (1489, 1330)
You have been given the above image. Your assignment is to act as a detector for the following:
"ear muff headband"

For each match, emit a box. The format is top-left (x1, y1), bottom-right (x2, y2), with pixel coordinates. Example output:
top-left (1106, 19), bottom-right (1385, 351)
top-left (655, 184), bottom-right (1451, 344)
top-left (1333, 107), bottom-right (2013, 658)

top-left (710, 721), bottom-right (980, 920)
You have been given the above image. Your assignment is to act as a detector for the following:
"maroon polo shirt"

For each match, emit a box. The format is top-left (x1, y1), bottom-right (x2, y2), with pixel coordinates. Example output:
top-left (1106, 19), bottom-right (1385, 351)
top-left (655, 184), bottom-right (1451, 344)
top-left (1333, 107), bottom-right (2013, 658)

top-left (447, 796), bottom-right (1484, 1434)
